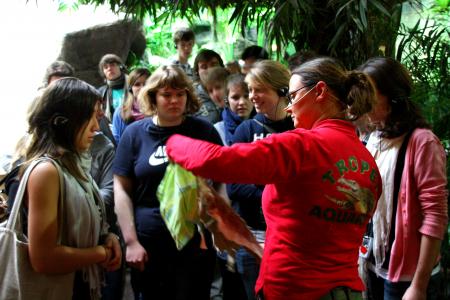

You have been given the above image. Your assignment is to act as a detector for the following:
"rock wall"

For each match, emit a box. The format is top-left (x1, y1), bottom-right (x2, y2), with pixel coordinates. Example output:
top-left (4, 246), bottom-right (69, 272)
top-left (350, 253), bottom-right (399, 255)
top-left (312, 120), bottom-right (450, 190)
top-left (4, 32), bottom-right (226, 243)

top-left (58, 19), bottom-right (146, 87)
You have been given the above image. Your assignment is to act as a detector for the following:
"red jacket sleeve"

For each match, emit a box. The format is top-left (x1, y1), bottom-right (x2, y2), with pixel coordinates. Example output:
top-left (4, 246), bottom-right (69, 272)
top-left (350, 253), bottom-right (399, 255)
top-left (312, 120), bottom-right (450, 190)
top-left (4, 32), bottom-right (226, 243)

top-left (166, 133), bottom-right (300, 185)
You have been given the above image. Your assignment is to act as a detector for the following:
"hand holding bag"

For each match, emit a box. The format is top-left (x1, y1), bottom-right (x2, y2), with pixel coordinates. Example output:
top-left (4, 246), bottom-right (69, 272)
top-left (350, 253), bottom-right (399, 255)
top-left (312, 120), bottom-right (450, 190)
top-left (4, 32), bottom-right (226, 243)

top-left (0, 158), bottom-right (74, 300)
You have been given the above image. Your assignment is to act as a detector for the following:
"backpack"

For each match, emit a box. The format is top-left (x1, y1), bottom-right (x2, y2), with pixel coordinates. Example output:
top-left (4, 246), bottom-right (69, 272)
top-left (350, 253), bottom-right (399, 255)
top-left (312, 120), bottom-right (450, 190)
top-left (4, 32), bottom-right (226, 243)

top-left (0, 165), bottom-right (21, 221)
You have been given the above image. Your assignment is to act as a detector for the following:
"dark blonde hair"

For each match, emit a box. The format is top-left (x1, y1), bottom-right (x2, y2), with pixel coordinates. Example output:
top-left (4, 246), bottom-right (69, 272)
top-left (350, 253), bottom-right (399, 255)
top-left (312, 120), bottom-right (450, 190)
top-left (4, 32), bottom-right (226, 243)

top-left (139, 65), bottom-right (200, 116)
top-left (26, 77), bottom-right (100, 180)
top-left (245, 60), bottom-right (290, 99)
top-left (292, 57), bottom-right (376, 121)
top-left (121, 67), bottom-right (151, 123)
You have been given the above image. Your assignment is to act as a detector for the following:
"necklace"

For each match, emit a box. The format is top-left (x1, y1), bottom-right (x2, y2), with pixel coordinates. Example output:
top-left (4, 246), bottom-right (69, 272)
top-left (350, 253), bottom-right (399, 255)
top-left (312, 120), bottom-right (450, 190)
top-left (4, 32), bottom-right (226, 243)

top-left (152, 115), bottom-right (185, 127)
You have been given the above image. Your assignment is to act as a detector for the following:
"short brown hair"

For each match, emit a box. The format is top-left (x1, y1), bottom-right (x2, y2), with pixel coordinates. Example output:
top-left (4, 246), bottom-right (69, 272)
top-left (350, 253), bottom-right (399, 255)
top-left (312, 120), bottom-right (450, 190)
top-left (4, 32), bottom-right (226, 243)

top-left (139, 65), bottom-right (200, 116)
top-left (203, 67), bottom-right (230, 88)
top-left (43, 61), bottom-right (75, 86)
top-left (98, 53), bottom-right (125, 78)
top-left (173, 28), bottom-right (195, 45)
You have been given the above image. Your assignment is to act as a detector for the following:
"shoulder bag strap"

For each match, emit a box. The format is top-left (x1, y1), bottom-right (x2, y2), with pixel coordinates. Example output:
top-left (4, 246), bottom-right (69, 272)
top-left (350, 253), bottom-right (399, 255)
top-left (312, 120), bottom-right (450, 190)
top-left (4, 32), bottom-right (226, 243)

top-left (253, 119), bottom-right (277, 134)
top-left (6, 158), bottom-right (65, 238)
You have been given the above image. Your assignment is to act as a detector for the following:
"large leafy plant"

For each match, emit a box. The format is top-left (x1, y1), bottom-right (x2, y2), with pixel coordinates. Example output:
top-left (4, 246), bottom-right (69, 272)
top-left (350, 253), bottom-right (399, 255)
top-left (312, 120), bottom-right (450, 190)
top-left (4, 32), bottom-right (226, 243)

top-left (67, 0), bottom-right (420, 68)
top-left (396, 3), bottom-right (449, 143)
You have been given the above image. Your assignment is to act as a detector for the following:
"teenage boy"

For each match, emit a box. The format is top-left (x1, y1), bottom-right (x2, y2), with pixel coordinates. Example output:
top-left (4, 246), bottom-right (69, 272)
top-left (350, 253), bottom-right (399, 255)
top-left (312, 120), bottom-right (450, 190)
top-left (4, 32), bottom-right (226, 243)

top-left (196, 66), bottom-right (229, 124)
top-left (98, 53), bottom-right (128, 121)
top-left (172, 27), bottom-right (195, 79)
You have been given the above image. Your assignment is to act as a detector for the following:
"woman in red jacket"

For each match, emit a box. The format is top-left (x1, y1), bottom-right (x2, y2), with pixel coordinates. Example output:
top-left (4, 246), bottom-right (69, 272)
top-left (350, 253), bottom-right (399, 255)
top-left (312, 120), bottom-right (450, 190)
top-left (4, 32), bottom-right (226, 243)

top-left (165, 57), bottom-right (382, 300)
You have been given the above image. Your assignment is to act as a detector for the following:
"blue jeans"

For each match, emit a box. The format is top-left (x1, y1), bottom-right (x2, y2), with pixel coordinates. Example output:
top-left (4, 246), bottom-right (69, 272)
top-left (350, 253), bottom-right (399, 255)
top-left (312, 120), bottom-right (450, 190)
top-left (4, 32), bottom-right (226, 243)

top-left (367, 269), bottom-right (441, 300)
top-left (235, 247), bottom-right (260, 300)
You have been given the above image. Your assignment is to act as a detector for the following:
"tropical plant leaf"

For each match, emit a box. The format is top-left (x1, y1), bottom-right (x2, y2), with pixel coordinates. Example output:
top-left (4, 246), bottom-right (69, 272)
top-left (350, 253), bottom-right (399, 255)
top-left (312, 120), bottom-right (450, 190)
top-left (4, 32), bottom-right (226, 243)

top-left (369, 0), bottom-right (391, 16)
top-left (335, 0), bottom-right (353, 21)
top-left (352, 15), bottom-right (365, 31)
top-left (328, 23), bottom-right (346, 52)
top-left (359, 0), bottom-right (368, 28)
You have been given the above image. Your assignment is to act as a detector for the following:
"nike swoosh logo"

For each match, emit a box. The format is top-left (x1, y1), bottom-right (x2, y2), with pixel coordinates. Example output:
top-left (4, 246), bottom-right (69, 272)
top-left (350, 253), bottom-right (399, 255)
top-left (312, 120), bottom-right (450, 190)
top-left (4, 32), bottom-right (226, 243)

top-left (148, 145), bottom-right (168, 166)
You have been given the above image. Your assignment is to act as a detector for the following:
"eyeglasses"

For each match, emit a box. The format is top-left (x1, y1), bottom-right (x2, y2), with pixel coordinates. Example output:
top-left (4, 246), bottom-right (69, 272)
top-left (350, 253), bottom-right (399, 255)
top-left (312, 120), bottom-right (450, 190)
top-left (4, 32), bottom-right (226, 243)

top-left (285, 84), bottom-right (316, 110)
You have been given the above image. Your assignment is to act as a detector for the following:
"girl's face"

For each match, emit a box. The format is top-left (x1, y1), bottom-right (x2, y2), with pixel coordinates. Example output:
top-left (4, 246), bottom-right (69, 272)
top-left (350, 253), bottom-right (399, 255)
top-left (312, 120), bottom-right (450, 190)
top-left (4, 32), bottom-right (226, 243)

top-left (227, 83), bottom-right (253, 119)
top-left (131, 75), bottom-right (148, 99)
top-left (75, 102), bottom-right (101, 152)
top-left (155, 86), bottom-right (187, 126)
top-left (368, 88), bottom-right (390, 130)
top-left (247, 80), bottom-right (280, 118)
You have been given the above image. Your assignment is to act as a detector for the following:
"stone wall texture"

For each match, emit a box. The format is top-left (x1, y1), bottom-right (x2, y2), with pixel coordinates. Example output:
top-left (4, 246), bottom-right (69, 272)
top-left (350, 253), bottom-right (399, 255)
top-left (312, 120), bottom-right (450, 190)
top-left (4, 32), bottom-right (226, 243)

top-left (58, 19), bottom-right (146, 87)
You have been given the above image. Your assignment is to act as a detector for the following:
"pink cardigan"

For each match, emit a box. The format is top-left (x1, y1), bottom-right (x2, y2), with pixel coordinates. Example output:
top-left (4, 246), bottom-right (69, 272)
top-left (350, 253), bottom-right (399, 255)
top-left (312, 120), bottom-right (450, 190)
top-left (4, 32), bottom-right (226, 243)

top-left (388, 128), bottom-right (448, 281)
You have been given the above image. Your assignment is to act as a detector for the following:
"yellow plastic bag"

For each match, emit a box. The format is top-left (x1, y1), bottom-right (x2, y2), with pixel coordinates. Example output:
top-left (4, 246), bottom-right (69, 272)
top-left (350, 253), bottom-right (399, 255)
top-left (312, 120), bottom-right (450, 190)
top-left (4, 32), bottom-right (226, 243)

top-left (157, 163), bottom-right (199, 250)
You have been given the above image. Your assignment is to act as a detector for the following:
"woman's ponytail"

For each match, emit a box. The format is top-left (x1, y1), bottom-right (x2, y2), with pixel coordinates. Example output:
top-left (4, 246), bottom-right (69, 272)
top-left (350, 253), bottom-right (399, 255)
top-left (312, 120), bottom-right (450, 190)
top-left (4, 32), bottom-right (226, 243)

top-left (344, 71), bottom-right (376, 121)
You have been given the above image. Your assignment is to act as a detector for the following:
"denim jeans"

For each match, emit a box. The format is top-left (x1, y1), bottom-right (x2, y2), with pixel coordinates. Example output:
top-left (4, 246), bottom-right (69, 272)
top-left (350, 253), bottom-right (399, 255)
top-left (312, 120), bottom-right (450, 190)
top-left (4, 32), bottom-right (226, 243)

top-left (235, 247), bottom-right (260, 300)
top-left (367, 269), bottom-right (442, 300)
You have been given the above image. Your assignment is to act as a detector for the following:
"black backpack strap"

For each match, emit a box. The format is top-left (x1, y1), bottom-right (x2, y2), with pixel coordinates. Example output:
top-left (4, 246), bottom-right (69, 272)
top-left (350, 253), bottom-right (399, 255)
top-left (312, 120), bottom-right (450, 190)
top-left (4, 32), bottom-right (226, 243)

top-left (365, 131), bottom-right (413, 262)
top-left (381, 130), bottom-right (414, 268)
top-left (0, 165), bottom-right (20, 191)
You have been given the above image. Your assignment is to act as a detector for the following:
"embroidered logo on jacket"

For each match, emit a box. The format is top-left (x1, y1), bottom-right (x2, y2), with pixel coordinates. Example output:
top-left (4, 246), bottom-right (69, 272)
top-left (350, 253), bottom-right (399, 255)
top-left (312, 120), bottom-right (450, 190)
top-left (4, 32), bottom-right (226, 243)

top-left (308, 156), bottom-right (378, 226)
top-left (149, 145), bottom-right (168, 166)
top-left (322, 156), bottom-right (377, 214)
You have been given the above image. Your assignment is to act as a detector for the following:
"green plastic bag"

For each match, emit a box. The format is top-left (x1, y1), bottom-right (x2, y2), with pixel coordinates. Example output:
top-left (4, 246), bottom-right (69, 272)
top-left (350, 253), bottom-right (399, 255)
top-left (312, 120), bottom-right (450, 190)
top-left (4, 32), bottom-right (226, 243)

top-left (157, 162), bottom-right (200, 250)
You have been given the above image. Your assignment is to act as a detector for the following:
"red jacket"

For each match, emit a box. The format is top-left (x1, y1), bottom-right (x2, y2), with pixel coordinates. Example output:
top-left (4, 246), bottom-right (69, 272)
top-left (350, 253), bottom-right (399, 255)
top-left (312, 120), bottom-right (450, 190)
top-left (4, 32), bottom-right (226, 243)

top-left (166, 119), bottom-right (382, 299)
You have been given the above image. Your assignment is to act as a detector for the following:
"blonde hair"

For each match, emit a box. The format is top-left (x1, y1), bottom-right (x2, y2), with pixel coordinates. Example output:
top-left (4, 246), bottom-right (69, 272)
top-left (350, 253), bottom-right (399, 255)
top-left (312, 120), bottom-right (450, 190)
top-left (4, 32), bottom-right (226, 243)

top-left (245, 60), bottom-right (290, 94)
top-left (139, 65), bottom-right (200, 116)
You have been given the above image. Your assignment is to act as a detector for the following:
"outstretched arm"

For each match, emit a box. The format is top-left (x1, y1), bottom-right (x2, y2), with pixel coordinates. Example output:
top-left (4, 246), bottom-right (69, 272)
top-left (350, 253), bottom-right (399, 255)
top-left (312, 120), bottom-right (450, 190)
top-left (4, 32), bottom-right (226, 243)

top-left (166, 133), bottom-right (299, 185)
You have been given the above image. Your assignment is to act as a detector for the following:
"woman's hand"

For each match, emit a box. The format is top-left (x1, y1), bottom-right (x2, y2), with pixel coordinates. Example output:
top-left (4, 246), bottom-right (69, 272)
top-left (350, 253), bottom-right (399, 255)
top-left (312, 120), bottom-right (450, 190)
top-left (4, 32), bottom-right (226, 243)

top-left (100, 233), bottom-right (122, 272)
top-left (125, 240), bottom-right (148, 271)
